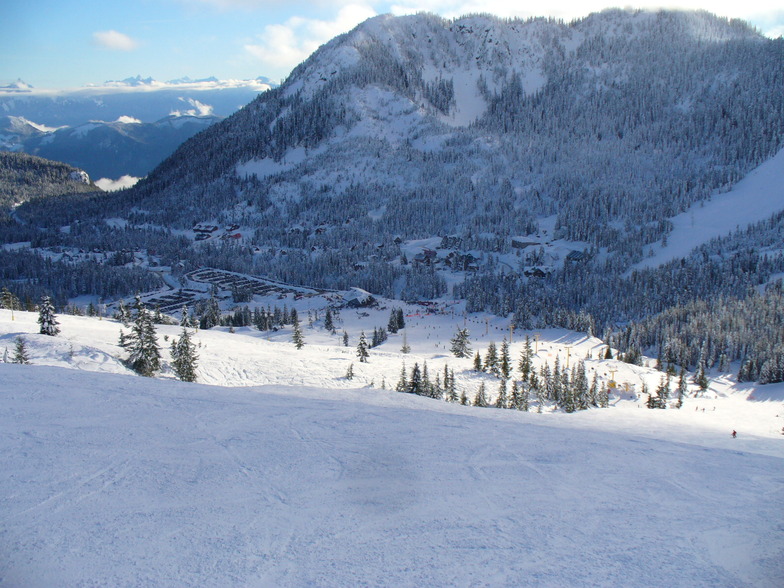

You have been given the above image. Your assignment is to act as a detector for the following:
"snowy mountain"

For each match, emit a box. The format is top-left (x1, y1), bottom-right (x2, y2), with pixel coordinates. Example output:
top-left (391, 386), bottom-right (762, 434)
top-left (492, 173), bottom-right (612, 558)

top-left (117, 10), bottom-right (782, 264)
top-left (2, 10), bottom-right (784, 381)
top-left (0, 76), bottom-right (275, 180)
top-left (13, 113), bottom-right (220, 179)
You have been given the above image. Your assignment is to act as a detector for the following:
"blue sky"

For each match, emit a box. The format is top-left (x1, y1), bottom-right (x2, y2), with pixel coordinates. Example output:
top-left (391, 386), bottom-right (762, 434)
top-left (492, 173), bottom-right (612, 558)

top-left (2, 1), bottom-right (782, 89)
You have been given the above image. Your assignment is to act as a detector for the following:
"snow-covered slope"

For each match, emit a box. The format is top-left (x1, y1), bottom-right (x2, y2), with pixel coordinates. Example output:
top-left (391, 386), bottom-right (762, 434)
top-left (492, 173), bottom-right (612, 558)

top-left (1, 364), bottom-right (782, 586)
top-left (632, 146), bottom-right (784, 271)
top-left (2, 305), bottom-right (783, 585)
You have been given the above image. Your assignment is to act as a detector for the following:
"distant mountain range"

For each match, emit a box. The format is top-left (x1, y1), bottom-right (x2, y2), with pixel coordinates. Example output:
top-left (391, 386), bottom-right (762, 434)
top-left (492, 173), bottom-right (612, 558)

top-left (2, 113), bottom-right (220, 179)
top-left (0, 76), bottom-right (276, 179)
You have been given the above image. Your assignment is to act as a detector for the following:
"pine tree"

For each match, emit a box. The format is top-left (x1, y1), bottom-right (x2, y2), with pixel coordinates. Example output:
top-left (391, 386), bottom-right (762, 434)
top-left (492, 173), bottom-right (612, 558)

top-left (694, 361), bottom-right (709, 391)
top-left (408, 362), bottom-right (422, 394)
top-left (292, 317), bottom-right (305, 349)
top-left (342, 331), bottom-right (349, 347)
top-left (12, 336), bottom-right (30, 364)
top-left (180, 305), bottom-right (191, 327)
top-left (500, 338), bottom-right (511, 380)
top-left (396, 308), bottom-right (405, 331)
top-left (345, 363), bottom-right (354, 380)
top-left (324, 308), bottom-right (335, 333)
top-left (447, 368), bottom-right (459, 403)
top-left (37, 296), bottom-right (60, 336)
top-left (495, 379), bottom-right (508, 409)
top-left (473, 382), bottom-right (488, 407)
top-left (387, 308), bottom-right (399, 334)
top-left (170, 327), bottom-right (198, 382)
top-left (484, 342), bottom-right (499, 376)
top-left (473, 350), bottom-right (483, 371)
top-left (676, 368), bottom-right (687, 408)
top-left (589, 373), bottom-right (599, 407)
top-left (116, 299), bottom-right (131, 326)
top-left (422, 361), bottom-right (433, 397)
top-left (121, 300), bottom-right (161, 377)
top-left (460, 389), bottom-right (468, 405)
top-left (396, 362), bottom-right (408, 392)
top-left (450, 327), bottom-right (472, 358)
top-left (519, 335), bottom-right (533, 380)
top-left (356, 331), bottom-right (369, 363)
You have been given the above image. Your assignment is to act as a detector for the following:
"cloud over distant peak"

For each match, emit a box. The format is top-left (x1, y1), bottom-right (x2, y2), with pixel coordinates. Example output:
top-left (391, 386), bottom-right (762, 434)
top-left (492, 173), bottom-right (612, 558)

top-left (93, 30), bottom-right (139, 51)
top-left (244, 3), bottom-right (376, 72)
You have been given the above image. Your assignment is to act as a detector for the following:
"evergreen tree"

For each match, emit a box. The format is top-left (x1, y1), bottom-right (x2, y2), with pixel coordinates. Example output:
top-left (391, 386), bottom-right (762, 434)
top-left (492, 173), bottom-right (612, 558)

top-left (408, 362), bottom-right (422, 395)
top-left (447, 369), bottom-right (459, 403)
top-left (589, 373), bottom-right (599, 407)
top-left (694, 360), bottom-right (709, 391)
top-left (324, 308), bottom-right (335, 333)
top-left (180, 305), bottom-right (191, 327)
top-left (387, 308), bottom-right (399, 334)
top-left (12, 336), bottom-right (30, 364)
top-left (356, 331), bottom-right (369, 363)
top-left (473, 382), bottom-right (488, 407)
top-left (500, 338), bottom-right (511, 379)
top-left (484, 342), bottom-right (499, 376)
top-left (460, 389), bottom-right (469, 405)
top-left (292, 317), bottom-right (305, 349)
top-left (676, 368), bottom-right (687, 408)
top-left (170, 327), bottom-right (199, 382)
top-left (121, 300), bottom-right (161, 377)
top-left (396, 308), bottom-right (405, 331)
top-left (421, 361), bottom-right (434, 397)
top-left (510, 380), bottom-right (521, 410)
top-left (37, 296), bottom-right (60, 336)
top-left (396, 362), bottom-right (408, 392)
top-left (450, 327), bottom-right (472, 358)
top-left (473, 350), bottom-right (483, 372)
top-left (116, 299), bottom-right (131, 326)
top-left (342, 330), bottom-right (349, 347)
top-left (345, 363), bottom-right (354, 380)
top-left (519, 335), bottom-right (534, 380)
top-left (495, 379), bottom-right (508, 409)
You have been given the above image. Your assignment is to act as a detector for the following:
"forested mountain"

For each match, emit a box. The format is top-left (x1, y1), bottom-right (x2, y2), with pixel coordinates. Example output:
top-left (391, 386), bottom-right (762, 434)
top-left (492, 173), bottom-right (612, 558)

top-left (0, 152), bottom-right (99, 213)
top-left (1, 10), bottom-right (783, 379)
top-left (118, 9), bottom-right (782, 254)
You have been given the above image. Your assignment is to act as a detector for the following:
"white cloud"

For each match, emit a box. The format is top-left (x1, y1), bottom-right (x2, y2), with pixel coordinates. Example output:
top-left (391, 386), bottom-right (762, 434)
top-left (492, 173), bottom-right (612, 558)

top-left (93, 30), bottom-right (139, 51)
top-left (244, 3), bottom-right (377, 72)
top-left (115, 116), bottom-right (142, 124)
top-left (95, 175), bottom-right (141, 192)
top-left (170, 98), bottom-right (215, 117)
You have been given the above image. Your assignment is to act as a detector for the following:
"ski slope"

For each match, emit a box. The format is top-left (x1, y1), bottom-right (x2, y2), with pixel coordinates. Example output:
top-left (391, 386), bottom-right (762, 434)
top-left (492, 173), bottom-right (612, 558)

top-left (2, 365), bottom-right (783, 587)
top-left (1, 308), bottom-right (783, 586)
top-left (632, 146), bottom-right (784, 272)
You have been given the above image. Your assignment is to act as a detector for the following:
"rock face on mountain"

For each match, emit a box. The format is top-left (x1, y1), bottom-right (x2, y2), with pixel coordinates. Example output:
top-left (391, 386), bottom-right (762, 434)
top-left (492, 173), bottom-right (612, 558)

top-left (120, 10), bottom-right (780, 264)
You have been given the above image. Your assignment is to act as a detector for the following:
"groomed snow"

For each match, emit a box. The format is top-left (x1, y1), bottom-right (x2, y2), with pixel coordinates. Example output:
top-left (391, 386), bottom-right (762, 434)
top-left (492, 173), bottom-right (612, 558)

top-left (632, 147), bottom-right (784, 272)
top-left (1, 309), bottom-right (783, 586)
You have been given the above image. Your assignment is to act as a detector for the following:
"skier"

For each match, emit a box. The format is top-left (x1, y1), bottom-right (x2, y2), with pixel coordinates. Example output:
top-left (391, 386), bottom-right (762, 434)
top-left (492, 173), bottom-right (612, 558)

top-left (731, 430), bottom-right (737, 438)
